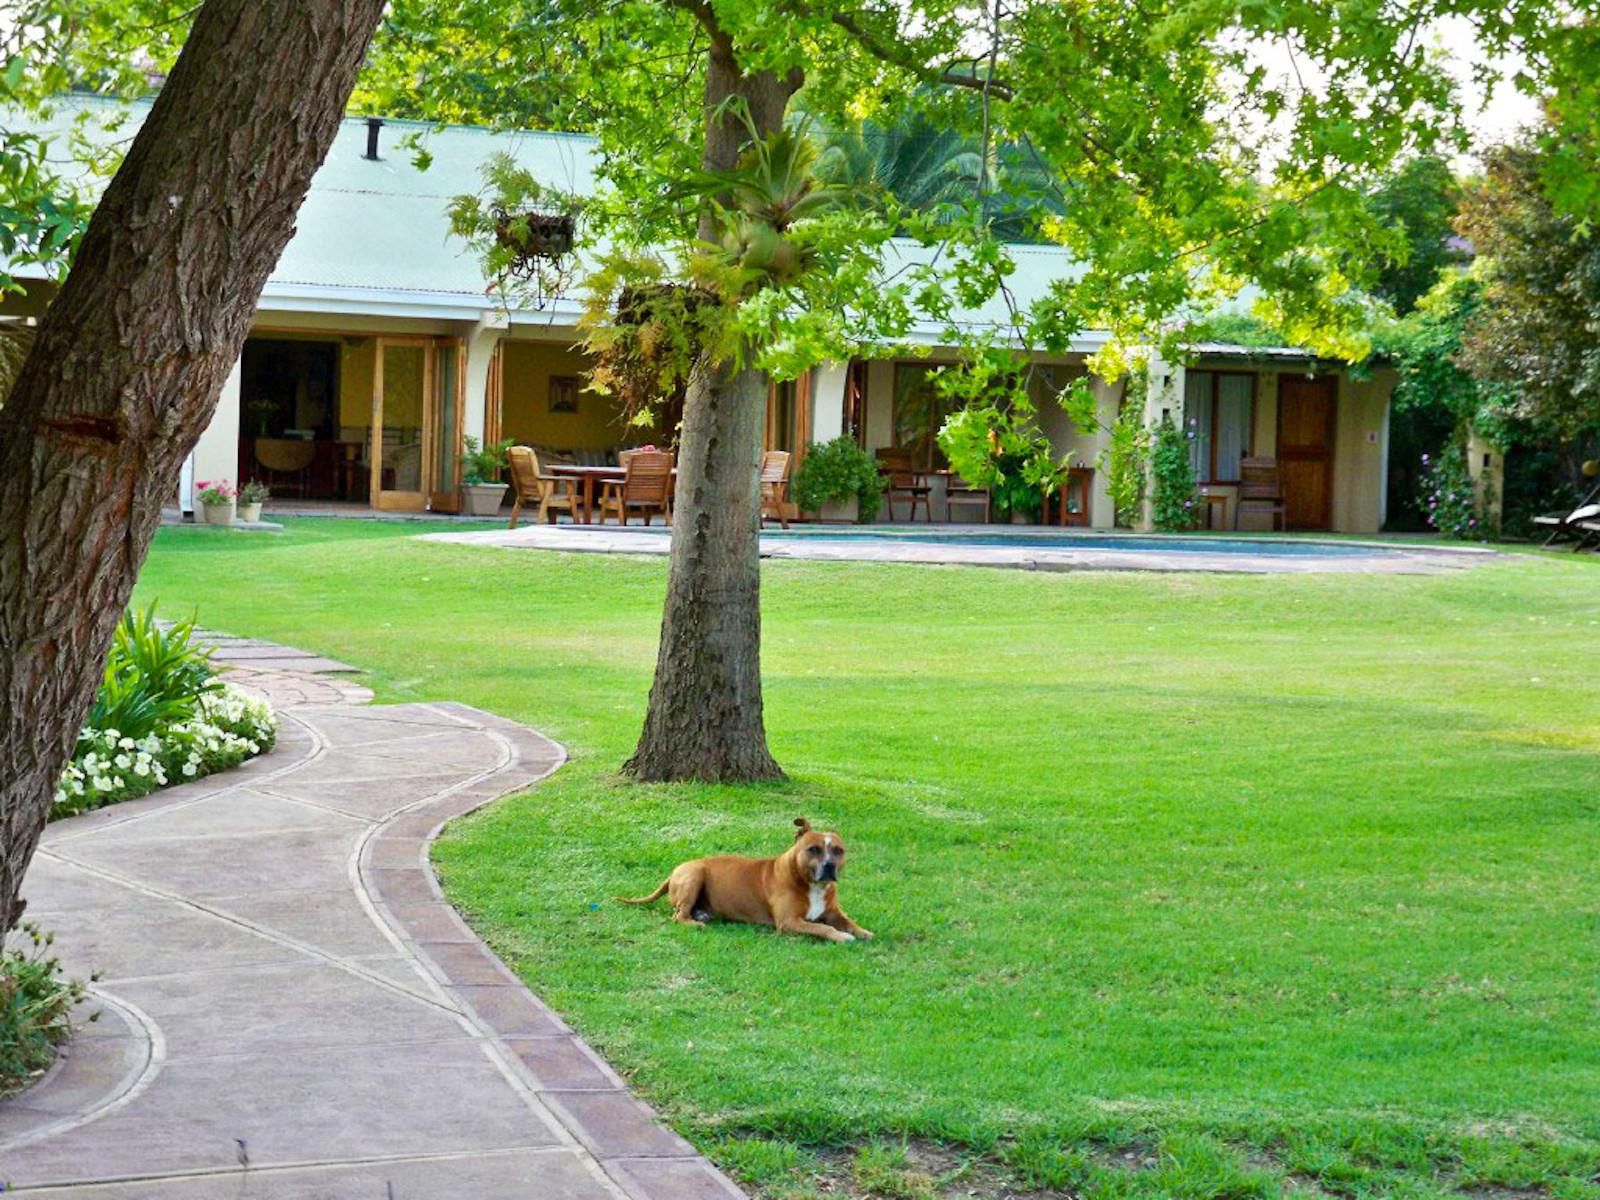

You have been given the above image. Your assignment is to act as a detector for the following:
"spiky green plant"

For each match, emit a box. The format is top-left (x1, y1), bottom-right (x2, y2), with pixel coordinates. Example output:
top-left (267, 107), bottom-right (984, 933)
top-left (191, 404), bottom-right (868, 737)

top-left (690, 120), bottom-right (852, 294)
top-left (86, 605), bottom-right (219, 739)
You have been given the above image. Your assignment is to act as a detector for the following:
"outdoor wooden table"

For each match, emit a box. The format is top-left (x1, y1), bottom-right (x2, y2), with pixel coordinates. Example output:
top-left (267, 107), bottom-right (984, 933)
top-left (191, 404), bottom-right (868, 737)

top-left (545, 462), bottom-right (677, 524)
top-left (543, 463), bottom-right (622, 524)
top-left (1201, 491), bottom-right (1229, 529)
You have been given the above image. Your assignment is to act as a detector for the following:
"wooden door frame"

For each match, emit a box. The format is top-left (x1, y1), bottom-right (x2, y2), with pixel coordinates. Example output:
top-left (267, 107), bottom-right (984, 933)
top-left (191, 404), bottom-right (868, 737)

top-left (766, 371), bottom-right (813, 467)
top-left (1276, 373), bottom-right (1337, 531)
top-left (371, 336), bottom-right (435, 512)
top-left (484, 340), bottom-right (504, 447)
top-left (427, 336), bottom-right (466, 513)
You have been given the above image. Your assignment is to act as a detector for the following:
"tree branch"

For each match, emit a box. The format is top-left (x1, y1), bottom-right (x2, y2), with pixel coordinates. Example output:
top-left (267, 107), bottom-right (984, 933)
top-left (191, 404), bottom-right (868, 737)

top-left (824, 8), bottom-right (1015, 101)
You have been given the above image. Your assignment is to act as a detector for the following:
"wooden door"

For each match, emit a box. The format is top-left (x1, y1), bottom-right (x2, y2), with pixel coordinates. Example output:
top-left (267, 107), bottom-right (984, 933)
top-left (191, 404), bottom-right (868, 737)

top-left (1277, 375), bottom-right (1336, 530)
top-left (371, 338), bottom-right (432, 512)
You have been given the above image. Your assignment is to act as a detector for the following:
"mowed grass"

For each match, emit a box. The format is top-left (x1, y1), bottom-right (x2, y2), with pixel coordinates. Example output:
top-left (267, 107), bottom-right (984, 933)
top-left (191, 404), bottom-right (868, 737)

top-left (133, 521), bottom-right (1600, 1198)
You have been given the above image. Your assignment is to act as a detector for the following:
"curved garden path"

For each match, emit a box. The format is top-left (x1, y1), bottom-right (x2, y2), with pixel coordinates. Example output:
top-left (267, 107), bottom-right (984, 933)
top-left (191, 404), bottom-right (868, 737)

top-left (0, 652), bottom-right (743, 1199)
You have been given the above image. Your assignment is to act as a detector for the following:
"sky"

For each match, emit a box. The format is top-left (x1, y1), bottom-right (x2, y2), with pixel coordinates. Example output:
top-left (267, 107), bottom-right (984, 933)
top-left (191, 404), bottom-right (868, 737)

top-left (1432, 16), bottom-right (1543, 150)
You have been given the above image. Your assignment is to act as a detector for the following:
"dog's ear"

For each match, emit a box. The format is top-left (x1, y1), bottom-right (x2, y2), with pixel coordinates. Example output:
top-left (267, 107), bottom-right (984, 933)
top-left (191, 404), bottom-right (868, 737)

top-left (793, 817), bottom-right (812, 839)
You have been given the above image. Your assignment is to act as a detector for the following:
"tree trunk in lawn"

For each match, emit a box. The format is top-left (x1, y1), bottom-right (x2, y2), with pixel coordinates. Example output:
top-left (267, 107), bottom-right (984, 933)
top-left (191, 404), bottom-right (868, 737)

top-left (0, 0), bottom-right (387, 933)
top-left (622, 37), bottom-right (800, 782)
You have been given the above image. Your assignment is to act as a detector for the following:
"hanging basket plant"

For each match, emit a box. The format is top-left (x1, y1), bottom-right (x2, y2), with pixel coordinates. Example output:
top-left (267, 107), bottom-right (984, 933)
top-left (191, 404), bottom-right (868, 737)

top-left (578, 255), bottom-right (736, 423)
top-left (448, 152), bottom-right (582, 308)
top-left (492, 205), bottom-right (577, 276)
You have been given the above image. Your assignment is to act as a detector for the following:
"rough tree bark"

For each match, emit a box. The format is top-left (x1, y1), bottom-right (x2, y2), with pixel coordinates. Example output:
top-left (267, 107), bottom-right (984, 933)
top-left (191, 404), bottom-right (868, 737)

top-left (622, 22), bottom-right (802, 782)
top-left (0, 0), bottom-right (388, 932)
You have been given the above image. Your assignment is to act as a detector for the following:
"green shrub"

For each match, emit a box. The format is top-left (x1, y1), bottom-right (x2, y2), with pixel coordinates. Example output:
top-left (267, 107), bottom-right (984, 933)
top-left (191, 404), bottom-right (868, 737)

top-left (1420, 442), bottom-right (1483, 539)
top-left (792, 436), bottom-right (885, 521)
top-left (938, 404), bottom-right (1059, 521)
top-left (1150, 414), bottom-right (1200, 531)
top-left (1, 923), bottom-right (90, 1098)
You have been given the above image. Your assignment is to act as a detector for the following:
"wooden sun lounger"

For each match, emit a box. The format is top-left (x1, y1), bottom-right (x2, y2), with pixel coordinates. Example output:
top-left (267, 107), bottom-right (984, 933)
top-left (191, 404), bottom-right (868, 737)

top-left (1533, 479), bottom-right (1600, 548)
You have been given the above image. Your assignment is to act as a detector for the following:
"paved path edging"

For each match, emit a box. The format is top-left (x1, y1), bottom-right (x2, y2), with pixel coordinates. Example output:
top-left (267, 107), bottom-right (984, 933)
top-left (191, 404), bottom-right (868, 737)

top-left (0, 658), bottom-right (745, 1200)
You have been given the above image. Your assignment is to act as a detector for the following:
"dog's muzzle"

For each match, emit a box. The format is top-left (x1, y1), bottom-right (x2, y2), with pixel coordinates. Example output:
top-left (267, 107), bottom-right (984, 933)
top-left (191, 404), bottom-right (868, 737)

top-left (819, 862), bottom-right (838, 882)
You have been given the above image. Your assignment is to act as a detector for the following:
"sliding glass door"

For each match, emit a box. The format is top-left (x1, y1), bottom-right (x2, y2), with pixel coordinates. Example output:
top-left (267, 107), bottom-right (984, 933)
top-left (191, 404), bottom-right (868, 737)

top-left (370, 337), bottom-right (464, 512)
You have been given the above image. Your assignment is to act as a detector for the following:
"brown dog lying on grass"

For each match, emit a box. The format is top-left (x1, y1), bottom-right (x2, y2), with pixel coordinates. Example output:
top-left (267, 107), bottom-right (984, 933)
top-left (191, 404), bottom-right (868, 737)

top-left (620, 818), bottom-right (873, 943)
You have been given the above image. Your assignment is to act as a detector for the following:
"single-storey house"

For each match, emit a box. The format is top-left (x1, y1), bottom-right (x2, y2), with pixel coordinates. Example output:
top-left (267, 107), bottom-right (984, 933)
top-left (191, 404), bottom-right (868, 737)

top-left (3, 97), bottom-right (1395, 531)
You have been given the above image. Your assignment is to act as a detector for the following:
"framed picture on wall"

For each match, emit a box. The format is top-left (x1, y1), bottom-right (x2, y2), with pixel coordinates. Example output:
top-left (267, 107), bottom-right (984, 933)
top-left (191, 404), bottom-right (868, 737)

top-left (548, 375), bottom-right (580, 414)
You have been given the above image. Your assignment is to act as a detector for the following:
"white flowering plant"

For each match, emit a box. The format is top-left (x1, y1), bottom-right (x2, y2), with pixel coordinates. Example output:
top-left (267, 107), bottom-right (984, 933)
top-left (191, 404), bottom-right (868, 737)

top-left (51, 607), bottom-right (277, 820)
top-left (52, 683), bottom-right (275, 820)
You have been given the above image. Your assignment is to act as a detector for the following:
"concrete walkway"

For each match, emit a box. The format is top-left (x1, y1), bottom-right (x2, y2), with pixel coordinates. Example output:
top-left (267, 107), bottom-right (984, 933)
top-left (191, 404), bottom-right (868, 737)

top-left (0, 662), bottom-right (743, 1199)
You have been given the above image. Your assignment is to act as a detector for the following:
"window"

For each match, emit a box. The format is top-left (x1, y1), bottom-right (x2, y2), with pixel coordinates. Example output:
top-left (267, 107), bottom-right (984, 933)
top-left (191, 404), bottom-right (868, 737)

top-left (892, 363), bottom-right (957, 471)
top-left (843, 359), bottom-right (868, 446)
top-left (1184, 370), bottom-right (1255, 482)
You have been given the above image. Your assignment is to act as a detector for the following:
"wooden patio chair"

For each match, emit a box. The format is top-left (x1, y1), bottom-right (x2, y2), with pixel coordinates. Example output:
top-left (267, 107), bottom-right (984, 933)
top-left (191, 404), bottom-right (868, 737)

top-left (876, 447), bottom-right (932, 523)
top-left (944, 472), bottom-right (990, 523)
top-left (598, 450), bottom-right (674, 526)
top-left (506, 445), bottom-right (577, 529)
top-left (1233, 455), bottom-right (1287, 531)
top-left (759, 450), bottom-right (792, 530)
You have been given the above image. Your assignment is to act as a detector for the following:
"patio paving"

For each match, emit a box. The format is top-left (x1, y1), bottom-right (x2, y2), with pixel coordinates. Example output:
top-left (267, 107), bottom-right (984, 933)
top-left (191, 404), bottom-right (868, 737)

top-left (0, 662), bottom-right (743, 1199)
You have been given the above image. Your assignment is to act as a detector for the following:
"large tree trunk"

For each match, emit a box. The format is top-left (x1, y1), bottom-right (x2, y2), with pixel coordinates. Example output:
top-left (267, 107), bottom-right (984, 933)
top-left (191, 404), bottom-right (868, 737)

top-left (622, 38), bottom-right (801, 782)
top-left (0, 0), bottom-right (387, 932)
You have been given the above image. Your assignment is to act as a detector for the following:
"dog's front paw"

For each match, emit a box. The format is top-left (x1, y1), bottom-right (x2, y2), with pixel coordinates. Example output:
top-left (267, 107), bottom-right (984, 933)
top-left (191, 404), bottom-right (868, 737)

top-left (836, 931), bottom-right (856, 942)
top-left (854, 928), bottom-right (874, 941)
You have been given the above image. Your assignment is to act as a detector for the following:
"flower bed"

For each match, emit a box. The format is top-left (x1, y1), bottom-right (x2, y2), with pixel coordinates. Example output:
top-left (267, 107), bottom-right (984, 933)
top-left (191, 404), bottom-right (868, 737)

top-left (47, 606), bottom-right (277, 822)
top-left (51, 682), bottom-right (275, 820)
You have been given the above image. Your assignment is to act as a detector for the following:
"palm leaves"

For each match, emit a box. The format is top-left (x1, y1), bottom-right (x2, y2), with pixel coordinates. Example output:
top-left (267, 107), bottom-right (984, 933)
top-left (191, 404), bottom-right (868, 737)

top-left (815, 109), bottom-right (1064, 242)
top-left (818, 112), bottom-right (987, 216)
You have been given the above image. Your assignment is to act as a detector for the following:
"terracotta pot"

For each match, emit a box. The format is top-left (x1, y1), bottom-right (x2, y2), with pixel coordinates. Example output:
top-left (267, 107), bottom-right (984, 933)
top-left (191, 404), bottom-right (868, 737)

top-left (462, 483), bottom-right (508, 517)
top-left (201, 500), bottom-right (235, 526)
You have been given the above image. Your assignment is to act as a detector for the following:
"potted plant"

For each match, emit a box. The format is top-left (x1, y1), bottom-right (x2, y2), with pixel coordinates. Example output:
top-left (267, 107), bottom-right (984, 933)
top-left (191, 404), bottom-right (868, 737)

top-left (195, 479), bottom-right (236, 526)
top-left (238, 479), bottom-right (269, 523)
top-left (460, 436), bottom-right (513, 516)
top-left (792, 436), bottom-right (885, 523)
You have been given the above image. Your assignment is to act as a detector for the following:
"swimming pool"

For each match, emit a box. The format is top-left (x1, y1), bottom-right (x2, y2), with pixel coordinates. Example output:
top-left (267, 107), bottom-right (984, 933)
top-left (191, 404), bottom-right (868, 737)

top-left (431, 524), bottom-right (1488, 575)
top-left (753, 529), bottom-right (1398, 558)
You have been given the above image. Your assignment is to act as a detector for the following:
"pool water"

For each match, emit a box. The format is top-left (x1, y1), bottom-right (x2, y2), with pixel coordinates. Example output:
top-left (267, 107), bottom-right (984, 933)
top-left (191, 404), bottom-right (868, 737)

top-left (753, 530), bottom-right (1400, 558)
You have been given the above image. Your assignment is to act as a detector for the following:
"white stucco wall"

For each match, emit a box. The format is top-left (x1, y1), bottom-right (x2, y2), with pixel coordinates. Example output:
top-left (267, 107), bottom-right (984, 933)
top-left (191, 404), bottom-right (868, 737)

top-left (191, 359), bottom-right (241, 494)
top-left (1330, 368), bottom-right (1393, 535)
top-left (463, 319), bottom-right (507, 444)
top-left (810, 363), bottom-right (849, 443)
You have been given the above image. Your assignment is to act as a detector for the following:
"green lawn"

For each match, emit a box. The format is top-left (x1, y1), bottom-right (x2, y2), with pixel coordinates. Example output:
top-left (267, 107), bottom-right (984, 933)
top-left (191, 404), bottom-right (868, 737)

top-left (133, 520), bottom-right (1600, 1199)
